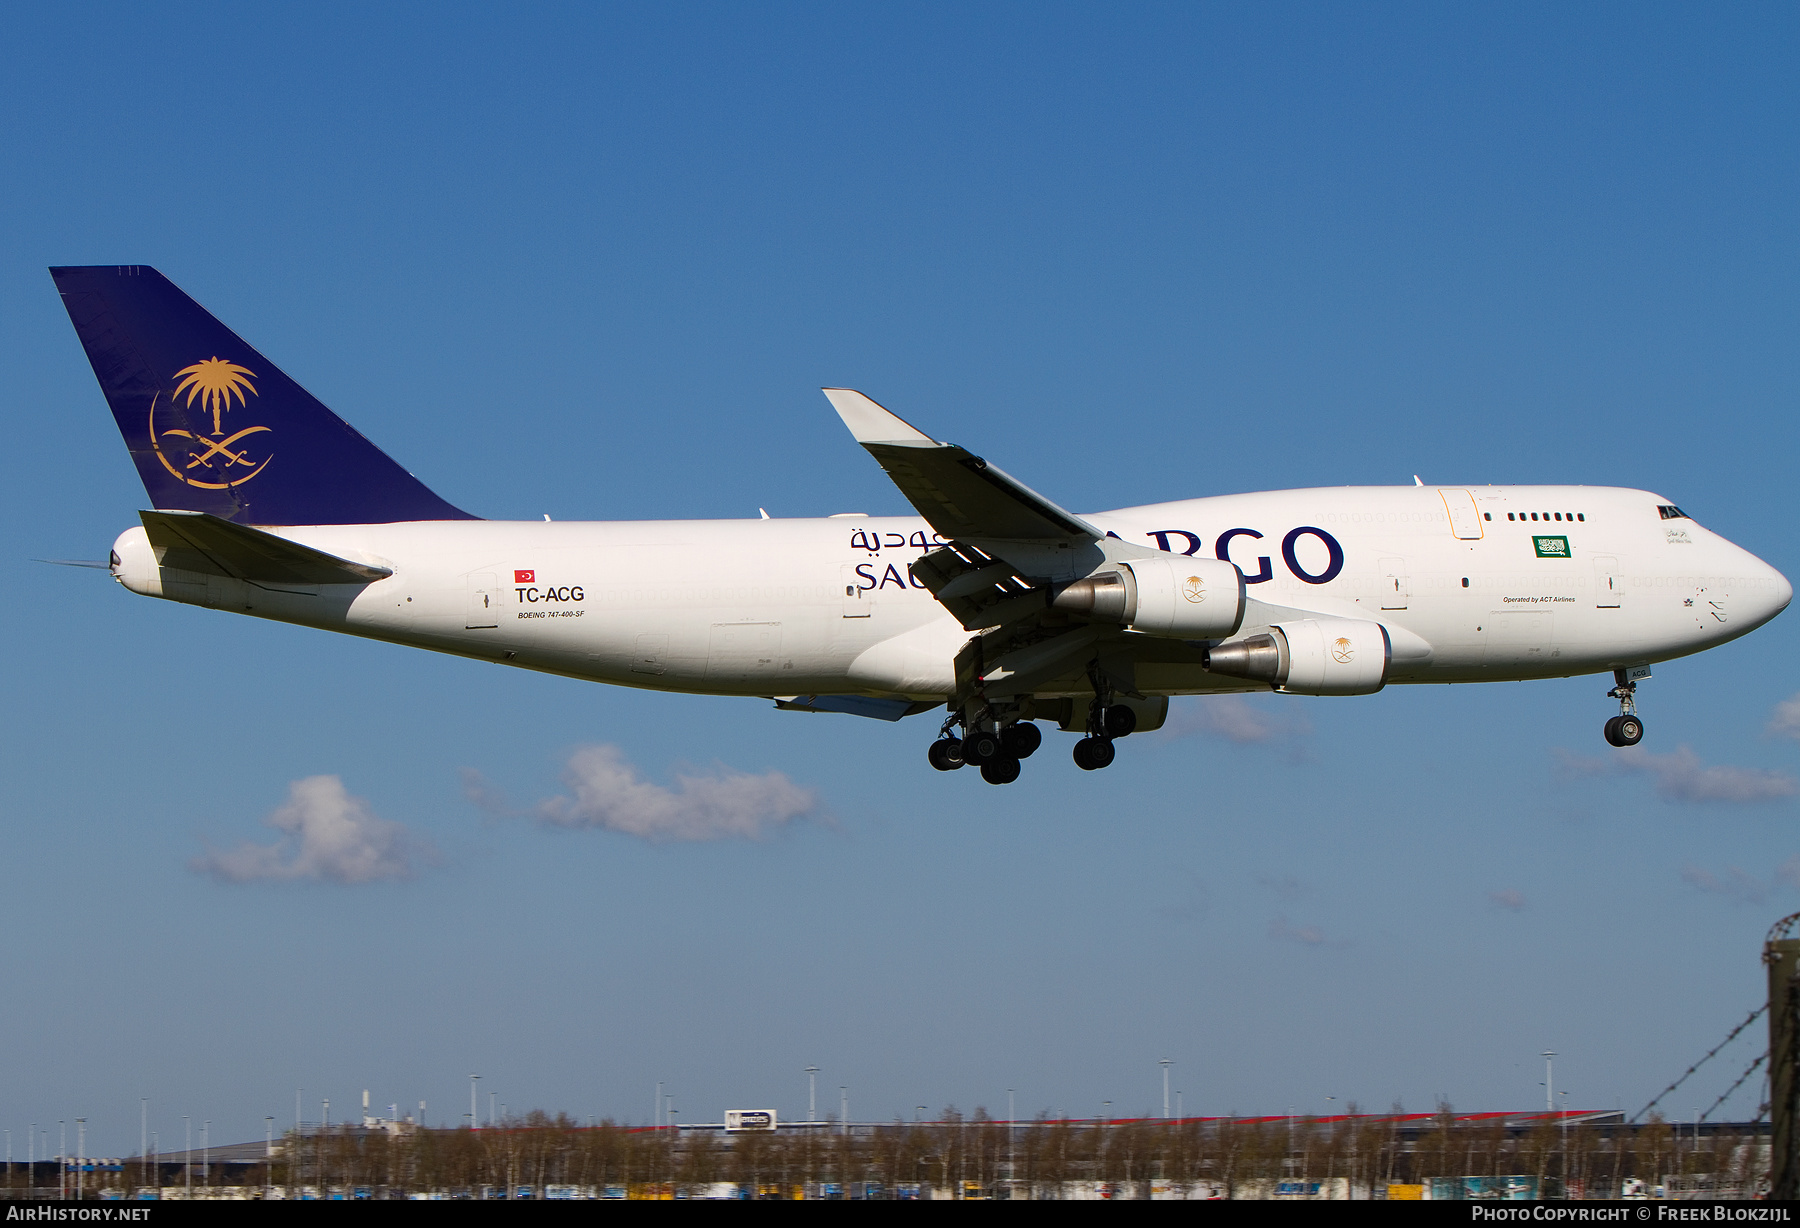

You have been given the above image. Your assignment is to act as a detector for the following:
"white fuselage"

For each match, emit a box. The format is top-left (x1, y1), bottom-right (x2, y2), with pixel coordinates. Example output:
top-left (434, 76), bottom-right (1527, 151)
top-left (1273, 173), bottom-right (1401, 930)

top-left (109, 485), bottom-right (1791, 702)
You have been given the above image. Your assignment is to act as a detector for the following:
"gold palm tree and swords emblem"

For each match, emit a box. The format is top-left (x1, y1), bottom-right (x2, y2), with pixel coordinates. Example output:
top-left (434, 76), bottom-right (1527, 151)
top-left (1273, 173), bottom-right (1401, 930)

top-left (148, 357), bottom-right (273, 489)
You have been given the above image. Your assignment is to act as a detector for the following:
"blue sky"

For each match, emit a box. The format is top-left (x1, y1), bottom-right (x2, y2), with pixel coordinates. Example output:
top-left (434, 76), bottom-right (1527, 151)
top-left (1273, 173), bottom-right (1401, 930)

top-left (4, 2), bottom-right (1798, 1154)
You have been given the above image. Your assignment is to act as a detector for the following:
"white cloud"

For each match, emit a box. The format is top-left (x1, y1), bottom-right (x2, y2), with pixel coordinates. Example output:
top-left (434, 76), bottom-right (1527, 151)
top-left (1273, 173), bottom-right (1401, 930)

top-left (1552, 745), bottom-right (1798, 805)
top-left (1488, 888), bottom-right (1526, 912)
top-left (192, 776), bottom-right (434, 884)
top-left (1768, 694), bottom-right (1800, 742)
top-left (468, 744), bottom-right (821, 842)
top-left (1680, 864), bottom-right (1767, 904)
top-left (1162, 695), bottom-right (1310, 746)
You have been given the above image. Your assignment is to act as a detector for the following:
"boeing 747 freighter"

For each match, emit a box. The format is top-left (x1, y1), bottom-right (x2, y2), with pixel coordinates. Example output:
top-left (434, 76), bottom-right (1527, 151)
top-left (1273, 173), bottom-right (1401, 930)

top-left (51, 266), bottom-right (1791, 783)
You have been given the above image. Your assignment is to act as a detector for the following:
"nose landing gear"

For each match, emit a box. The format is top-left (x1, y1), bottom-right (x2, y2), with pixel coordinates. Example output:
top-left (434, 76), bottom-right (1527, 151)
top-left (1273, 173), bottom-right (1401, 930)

top-left (1604, 669), bottom-right (1645, 747)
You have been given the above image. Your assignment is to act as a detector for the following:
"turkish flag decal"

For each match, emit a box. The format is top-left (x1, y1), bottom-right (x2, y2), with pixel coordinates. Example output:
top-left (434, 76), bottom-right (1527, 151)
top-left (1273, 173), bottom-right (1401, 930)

top-left (514, 569), bottom-right (535, 583)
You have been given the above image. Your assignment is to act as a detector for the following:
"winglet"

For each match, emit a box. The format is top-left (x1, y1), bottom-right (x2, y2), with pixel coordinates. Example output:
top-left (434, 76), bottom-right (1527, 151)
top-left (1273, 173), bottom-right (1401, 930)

top-left (822, 388), bottom-right (937, 445)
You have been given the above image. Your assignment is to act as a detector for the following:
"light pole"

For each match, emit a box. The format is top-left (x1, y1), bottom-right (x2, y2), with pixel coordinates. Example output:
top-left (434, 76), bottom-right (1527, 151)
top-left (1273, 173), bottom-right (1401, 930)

top-left (470, 1075), bottom-right (480, 1131)
top-left (840, 1087), bottom-right (848, 1135)
top-left (265, 1118), bottom-right (274, 1198)
top-left (75, 1120), bottom-right (84, 1201)
top-left (1542, 1052), bottom-right (1556, 1116)
top-left (805, 1067), bottom-right (819, 1122)
top-left (1161, 1059), bottom-right (1174, 1119)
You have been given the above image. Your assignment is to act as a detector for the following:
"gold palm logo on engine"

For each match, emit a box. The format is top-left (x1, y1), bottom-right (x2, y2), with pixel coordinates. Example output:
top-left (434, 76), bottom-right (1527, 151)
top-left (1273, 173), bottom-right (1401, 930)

top-left (1331, 637), bottom-right (1354, 664)
top-left (1182, 575), bottom-right (1205, 602)
top-left (150, 357), bottom-right (272, 489)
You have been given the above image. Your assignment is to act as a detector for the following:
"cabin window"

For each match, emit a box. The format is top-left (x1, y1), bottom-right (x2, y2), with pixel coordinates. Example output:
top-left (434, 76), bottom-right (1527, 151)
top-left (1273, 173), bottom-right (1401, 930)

top-left (1461, 577), bottom-right (1469, 587)
top-left (1577, 514), bottom-right (1585, 521)
top-left (1483, 512), bottom-right (1492, 521)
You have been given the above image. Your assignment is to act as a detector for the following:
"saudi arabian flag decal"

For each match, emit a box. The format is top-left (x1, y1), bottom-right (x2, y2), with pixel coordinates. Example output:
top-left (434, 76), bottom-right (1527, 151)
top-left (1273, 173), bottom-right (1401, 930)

top-left (1533, 535), bottom-right (1571, 558)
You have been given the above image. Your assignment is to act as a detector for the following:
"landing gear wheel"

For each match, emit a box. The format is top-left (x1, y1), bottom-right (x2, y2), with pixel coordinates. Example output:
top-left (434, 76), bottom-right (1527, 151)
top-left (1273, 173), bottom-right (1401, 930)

top-left (1615, 714), bottom-right (1644, 746)
top-left (928, 739), bottom-right (965, 771)
top-left (1001, 722), bottom-right (1042, 759)
top-left (1101, 705), bottom-right (1137, 738)
top-left (1603, 716), bottom-right (1623, 746)
top-left (980, 756), bottom-right (1021, 785)
top-left (1072, 737), bottom-right (1115, 771)
top-left (961, 728), bottom-right (1002, 766)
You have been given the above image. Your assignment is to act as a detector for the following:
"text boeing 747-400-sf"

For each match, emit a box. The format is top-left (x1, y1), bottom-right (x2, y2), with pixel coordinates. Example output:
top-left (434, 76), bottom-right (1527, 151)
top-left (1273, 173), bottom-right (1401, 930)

top-left (52, 266), bottom-right (1792, 784)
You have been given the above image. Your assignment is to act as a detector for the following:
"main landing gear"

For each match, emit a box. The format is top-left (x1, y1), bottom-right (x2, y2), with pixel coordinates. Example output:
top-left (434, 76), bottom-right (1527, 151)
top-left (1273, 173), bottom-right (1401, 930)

top-left (1073, 697), bottom-right (1135, 771)
top-left (928, 716), bottom-right (1043, 784)
top-left (1604, 669), bottom-right (1645, 747)
top-left (925, 691), bottom-right (1139, 783)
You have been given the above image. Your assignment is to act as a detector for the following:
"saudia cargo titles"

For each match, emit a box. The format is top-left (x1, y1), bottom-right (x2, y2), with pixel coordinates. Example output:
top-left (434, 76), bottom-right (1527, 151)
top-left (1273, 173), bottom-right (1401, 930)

top-left (51, 266), bottom-right (1792, 784)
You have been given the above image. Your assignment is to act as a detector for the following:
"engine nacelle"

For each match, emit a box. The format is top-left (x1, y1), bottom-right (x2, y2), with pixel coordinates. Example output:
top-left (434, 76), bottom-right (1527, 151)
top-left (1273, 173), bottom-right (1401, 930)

top-left (1051, 557), bottom-right (1244, 640)
top-left (1202, 617), bottom-right (1391, 696)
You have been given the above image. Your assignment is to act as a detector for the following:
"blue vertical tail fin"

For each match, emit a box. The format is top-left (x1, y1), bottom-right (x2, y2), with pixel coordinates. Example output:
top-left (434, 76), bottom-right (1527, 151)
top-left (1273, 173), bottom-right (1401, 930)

top-left (51, 265), bottom-right (476, 525)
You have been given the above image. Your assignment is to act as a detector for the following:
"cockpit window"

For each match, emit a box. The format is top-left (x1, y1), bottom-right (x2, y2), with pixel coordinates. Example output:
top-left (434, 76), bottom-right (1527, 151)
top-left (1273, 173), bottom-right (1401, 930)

top-left (1657, 505), bottom-right (1688, 520)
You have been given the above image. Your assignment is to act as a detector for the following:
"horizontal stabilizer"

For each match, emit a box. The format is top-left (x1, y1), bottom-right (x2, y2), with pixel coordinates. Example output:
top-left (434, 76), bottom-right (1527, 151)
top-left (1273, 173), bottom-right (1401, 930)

top-left (140, 510), bottom-right (392, 585)
top-left (823, 388), bottom-right (1101, 542)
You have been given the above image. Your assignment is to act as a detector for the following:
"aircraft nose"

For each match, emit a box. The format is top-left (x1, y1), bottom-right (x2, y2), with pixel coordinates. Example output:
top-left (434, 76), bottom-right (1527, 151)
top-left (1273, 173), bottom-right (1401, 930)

top-left (1748, 556), bottom-right (1792, 629)
top-left (1770, 564), bottom-right (1793, 616)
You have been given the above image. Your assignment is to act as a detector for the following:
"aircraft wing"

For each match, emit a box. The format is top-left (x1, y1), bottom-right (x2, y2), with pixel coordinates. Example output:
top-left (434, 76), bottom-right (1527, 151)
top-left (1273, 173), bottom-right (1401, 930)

top-left (823, 389), bottom-right (1103, 542)
top-left (825, 388), bottom-right (1175, 634)
top-left (826, 387), bottom-right (1215, 705)
top-left (139, 510), bottom-right (393, 585)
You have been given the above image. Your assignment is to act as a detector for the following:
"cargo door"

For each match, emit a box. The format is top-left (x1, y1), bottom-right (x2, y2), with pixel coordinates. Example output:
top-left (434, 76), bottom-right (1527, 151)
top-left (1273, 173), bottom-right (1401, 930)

top-left (1488, 610), bottom-right (1553, 665)
top-left (630, 633), bottom-right (669, 675)
top-left (706, 622), bottom-right (783, 682)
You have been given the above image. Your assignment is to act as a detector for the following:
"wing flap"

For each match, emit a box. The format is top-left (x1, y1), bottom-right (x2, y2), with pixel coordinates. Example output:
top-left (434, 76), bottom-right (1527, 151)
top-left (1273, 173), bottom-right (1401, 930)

top-left (140, 510), bottom-right (392, 585)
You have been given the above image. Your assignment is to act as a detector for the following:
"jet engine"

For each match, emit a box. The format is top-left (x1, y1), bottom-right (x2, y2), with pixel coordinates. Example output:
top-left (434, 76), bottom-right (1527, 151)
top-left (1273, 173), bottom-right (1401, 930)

top-left (1202, 617), bottom-right (1391, 696)
top-left (1051, 557), bottom-right (1245, 639)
